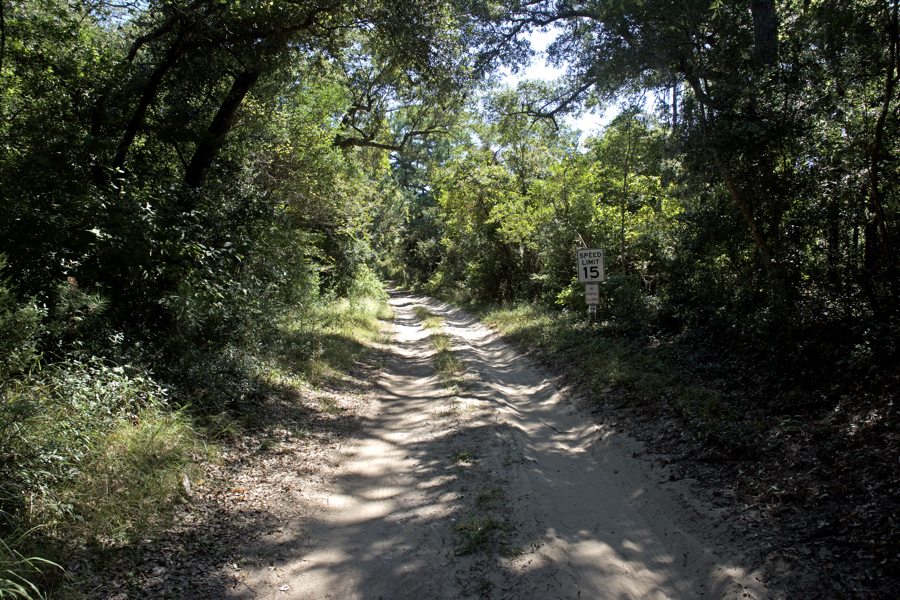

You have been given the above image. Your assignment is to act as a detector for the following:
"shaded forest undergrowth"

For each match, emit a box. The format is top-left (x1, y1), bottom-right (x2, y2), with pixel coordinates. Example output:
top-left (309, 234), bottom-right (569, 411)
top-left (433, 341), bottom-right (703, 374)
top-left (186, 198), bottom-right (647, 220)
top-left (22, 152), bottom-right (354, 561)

top-left (461, 299), bottom-right (899, 600)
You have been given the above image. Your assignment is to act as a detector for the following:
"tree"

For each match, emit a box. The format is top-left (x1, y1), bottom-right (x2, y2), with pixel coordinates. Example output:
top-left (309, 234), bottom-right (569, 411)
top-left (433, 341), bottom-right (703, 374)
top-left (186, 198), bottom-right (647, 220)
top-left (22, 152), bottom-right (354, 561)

top-left (0, 0), bottom-right (522, 365)
top-left (478, 0), bottom-right (900, 327)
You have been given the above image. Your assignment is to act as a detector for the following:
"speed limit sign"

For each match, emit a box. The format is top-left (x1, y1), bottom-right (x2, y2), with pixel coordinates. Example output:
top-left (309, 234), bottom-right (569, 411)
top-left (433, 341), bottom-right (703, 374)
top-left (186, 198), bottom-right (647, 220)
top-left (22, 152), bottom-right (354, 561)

top-left (576, 248), bottom-right (605, 283)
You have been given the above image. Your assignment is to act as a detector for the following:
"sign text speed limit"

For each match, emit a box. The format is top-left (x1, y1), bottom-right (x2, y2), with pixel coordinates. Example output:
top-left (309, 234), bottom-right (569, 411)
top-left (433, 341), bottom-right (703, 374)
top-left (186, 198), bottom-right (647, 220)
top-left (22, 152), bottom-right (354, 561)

top-left (576, 248), bottom-right (605, 283)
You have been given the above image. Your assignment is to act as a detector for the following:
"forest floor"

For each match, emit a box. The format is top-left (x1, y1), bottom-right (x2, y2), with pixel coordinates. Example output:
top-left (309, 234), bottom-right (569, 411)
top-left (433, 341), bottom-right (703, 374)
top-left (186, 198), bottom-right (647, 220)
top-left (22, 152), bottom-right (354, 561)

top-left (70, 292), bottom-right (896, 599)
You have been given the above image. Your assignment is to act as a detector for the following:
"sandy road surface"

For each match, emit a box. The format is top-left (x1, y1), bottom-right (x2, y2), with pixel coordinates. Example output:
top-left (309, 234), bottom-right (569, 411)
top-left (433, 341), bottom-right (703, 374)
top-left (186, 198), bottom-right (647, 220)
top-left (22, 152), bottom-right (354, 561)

top-left (240, 292), bottom-right (773, 599)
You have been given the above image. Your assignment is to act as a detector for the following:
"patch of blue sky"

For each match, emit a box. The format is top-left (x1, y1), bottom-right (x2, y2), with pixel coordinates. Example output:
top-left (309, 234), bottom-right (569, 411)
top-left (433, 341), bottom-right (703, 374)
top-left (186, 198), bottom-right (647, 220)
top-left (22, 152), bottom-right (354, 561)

top-left (498, 28), bottom-right (612, 141)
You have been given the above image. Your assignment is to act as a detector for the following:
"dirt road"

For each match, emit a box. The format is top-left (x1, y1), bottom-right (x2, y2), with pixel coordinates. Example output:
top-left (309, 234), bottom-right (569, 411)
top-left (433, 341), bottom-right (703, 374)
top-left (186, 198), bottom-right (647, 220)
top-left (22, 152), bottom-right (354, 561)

top-left (239, 292), bottom-right (773, 599)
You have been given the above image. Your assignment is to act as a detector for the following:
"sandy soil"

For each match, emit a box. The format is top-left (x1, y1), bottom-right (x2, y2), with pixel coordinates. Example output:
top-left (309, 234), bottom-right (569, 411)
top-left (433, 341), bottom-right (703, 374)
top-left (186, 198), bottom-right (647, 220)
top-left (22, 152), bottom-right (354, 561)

top-left (225, 291), bottom-right (776, 600)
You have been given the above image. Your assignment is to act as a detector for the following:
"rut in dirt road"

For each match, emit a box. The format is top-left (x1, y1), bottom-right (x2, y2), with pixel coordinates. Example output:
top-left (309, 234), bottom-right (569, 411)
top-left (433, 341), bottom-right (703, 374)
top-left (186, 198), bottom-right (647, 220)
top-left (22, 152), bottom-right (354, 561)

top-left (238, 292), bottom-right (774, 600)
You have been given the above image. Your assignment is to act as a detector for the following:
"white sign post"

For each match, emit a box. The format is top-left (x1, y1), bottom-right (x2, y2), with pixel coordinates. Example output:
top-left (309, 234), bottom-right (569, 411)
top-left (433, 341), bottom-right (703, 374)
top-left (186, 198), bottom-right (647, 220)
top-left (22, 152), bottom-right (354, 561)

top-left (576, 248), bottom-right (605, 283)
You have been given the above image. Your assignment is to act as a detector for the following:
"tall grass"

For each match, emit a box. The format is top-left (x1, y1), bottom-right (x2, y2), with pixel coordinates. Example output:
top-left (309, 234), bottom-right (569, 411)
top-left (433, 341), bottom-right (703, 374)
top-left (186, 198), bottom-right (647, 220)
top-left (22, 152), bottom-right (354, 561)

top-left (0, 531), bottom-right (58, 600)
top-left (273, 293), bottom-right (394, 385)
top-left (0, 283), bottom-right (395, 598)
top-left (66, 406), bottom-right (205, 539)
top-left (0, 358), bottom-right (207, 596)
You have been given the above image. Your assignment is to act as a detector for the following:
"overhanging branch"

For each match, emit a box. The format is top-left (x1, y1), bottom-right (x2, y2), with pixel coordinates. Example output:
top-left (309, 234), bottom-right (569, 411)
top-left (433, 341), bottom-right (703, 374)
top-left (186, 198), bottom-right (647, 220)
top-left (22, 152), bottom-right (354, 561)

top-left (334, 125), bottom-right (449, 152)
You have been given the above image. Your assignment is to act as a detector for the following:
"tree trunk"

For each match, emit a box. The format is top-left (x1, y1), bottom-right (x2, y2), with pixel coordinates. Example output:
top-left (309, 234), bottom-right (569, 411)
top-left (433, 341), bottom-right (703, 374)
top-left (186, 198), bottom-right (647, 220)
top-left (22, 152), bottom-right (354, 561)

top-left (112, 41), bottom-right (185, 173)
top-left (711, 147), bottom-right (789, 315)
top-left (867, 0), bottom-right (899, 301)
top-left (184, 70), bottom-right (261, 190)
top-left (685, 74), bottom-right (791, 316)
top-left (751, 0), bottom-right (778, 68)
top-left (671, 82), bottom-right (678, 129)
top-left (0, 0), bottom-right (6, 109)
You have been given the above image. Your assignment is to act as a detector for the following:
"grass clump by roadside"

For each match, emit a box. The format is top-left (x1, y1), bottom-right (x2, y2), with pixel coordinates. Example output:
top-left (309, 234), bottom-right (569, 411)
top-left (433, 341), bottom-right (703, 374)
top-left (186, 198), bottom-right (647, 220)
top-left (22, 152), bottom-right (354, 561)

top-left (273, 293), bottom-right (394, 386)
top-left (477, 303), bottom-right (739, 441)
top-left (449, 449), bottom-right (476, 464)
top-left (480, 304), bottom-right (678, 397)
top-left (414, 306), bottom-right (466, 386)
top-left (454, 514), bottom-right (514, 556)
top-left (413, 305), bottom-right (443, 330)
top-left (413, 306), bottom-right (467, 389)
top-left (453, 511), bottom-right (522, 565)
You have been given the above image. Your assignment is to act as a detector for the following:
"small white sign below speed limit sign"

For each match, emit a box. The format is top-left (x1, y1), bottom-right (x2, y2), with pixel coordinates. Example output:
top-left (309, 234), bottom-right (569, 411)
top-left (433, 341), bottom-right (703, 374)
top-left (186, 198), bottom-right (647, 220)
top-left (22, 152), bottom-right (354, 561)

top-left (576, 248), bottom-right (605, 283)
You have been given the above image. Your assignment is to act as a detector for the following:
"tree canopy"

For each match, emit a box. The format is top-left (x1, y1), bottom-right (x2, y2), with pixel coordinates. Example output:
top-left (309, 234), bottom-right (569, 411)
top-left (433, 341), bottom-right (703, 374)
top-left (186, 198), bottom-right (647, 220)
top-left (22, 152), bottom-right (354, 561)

top-left (0, 0), bottom-right (524, 365)
top-left (2, 0), bottom-right (898, 404)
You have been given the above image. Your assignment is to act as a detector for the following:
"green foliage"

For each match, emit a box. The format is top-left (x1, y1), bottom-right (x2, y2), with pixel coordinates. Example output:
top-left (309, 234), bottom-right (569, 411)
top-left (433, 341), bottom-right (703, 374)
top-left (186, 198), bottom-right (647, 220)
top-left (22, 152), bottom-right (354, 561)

top-left (0, 269), bottom-right (390, 592)
top-left (0, 0), bottom-right (504, 390)
top-left (426, 96), bottom-right (678, 315)
top-left (0, 530), bottom-right (60, 600)
top-left (0, 257), bottom-right (45, 380)
top-left (385, 0), bottom-right (900, 417)
top-left (0, 358), bottom-right (203, 542)
top-left (429, 111), bottom-right (565, 303)
top-left (449, 0), bottom-right (900, 342)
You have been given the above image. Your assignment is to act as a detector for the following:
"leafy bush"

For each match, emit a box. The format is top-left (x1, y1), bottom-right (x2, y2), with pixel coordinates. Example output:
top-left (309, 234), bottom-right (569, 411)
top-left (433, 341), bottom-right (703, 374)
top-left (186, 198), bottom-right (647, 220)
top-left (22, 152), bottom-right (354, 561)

top-left (555, 274), bottom-right (657, 331)
top-left (595, 274), bottom-right (655, 329)
top-left (347, 264), bottom-right (389, 302)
